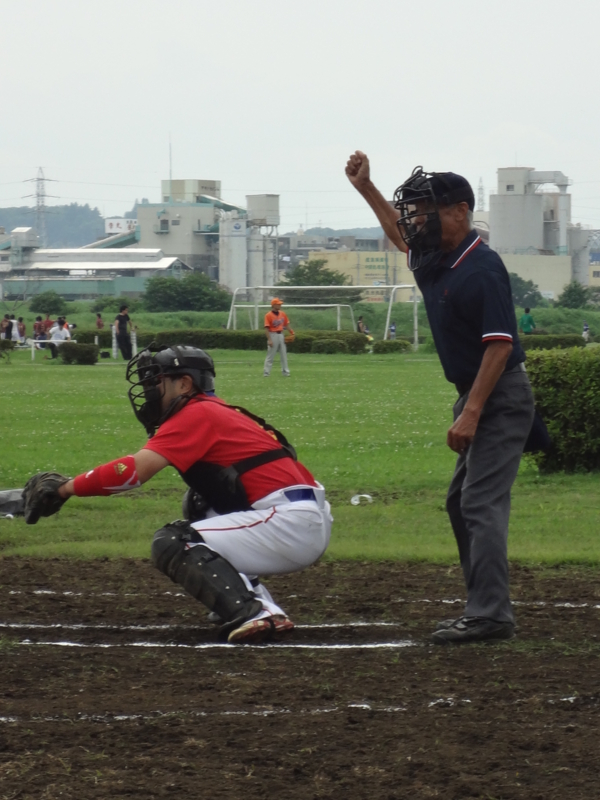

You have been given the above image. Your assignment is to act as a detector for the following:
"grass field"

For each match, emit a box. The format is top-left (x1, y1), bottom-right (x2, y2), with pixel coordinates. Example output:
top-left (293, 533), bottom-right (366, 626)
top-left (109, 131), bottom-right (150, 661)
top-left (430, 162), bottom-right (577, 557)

top-left (1, 346), bottom-right (599, 564)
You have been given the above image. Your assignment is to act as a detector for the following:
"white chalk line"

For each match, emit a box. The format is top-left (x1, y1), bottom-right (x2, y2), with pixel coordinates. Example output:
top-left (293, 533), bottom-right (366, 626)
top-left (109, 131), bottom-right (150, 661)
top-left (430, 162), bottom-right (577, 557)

top-left (18, 639), bottom-right (417, 651)
top-left (0, 621), bottom-right (402, 632)
top-left (5, 589), bottom-right (599, 610)
top-left (0, 695), bottom-right (589, 726)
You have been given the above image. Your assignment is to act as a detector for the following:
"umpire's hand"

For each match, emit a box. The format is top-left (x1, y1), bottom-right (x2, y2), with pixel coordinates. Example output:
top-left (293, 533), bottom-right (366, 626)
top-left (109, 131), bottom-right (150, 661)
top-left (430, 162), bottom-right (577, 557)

top-left (345, 151), bottom-right (371, 190)
top-left (447, 407), bottom-right (480, 455)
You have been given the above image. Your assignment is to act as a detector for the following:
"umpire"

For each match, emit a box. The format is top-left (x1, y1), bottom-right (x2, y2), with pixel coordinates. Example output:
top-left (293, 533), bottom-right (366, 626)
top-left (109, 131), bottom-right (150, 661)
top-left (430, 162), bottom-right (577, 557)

top-left (346, 152), bottom-right (534, 645)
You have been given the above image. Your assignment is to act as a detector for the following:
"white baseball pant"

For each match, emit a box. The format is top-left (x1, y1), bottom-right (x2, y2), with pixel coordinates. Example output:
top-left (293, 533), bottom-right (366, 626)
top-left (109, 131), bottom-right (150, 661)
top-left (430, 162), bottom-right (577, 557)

top-left (189, 484), bottom-right (332, 617)
top-left (264, 332), bottom-right (290, 376)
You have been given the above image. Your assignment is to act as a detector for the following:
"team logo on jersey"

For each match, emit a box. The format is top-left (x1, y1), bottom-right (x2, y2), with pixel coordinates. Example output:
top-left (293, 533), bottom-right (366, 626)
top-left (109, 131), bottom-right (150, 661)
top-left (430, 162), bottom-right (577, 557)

top-left (115, 462), bottom-right (128, 475)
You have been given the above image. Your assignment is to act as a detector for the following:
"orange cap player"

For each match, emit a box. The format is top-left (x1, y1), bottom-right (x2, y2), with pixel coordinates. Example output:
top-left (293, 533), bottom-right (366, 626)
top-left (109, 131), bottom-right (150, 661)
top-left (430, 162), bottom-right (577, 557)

top-left (263, 298), bottom-right (294, 377)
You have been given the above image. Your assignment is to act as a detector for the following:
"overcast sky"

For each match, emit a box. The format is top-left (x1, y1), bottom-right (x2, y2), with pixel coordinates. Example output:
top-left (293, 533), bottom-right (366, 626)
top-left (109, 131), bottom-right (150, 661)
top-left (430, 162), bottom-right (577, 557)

top-left (2, 0), bottom-right (599, 232)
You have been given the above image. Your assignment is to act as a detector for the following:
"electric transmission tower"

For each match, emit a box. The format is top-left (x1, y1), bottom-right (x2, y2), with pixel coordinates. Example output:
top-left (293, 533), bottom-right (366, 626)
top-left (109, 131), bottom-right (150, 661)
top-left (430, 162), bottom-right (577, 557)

top-left (477, 178), bottom-right (485, 213)
top-left (23, 167), bottom-right (57, 247)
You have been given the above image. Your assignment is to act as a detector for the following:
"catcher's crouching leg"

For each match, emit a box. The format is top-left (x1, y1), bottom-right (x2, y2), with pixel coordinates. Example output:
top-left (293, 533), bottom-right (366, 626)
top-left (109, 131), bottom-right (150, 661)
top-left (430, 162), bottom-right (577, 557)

top-left (151, 520), bottom-right (263, 639)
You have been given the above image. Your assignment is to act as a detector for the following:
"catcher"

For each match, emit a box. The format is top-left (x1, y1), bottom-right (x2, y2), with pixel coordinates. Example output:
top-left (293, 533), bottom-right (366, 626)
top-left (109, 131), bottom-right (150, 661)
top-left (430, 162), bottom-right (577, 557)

top-left (23, 345), bottom-right (332, 644)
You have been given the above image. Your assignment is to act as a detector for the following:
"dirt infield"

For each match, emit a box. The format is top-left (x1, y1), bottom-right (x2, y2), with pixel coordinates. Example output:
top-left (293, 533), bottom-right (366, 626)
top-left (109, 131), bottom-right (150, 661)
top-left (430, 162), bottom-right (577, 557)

top-left (0, 558), bottom-right (599, 799)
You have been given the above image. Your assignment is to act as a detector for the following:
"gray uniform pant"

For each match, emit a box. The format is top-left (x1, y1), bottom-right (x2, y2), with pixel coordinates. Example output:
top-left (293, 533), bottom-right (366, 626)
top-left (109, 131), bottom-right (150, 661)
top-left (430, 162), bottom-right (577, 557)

top-left (446, 366), bottom-right (534, 624)
top-left (264, 332), bottom-right (290, 376)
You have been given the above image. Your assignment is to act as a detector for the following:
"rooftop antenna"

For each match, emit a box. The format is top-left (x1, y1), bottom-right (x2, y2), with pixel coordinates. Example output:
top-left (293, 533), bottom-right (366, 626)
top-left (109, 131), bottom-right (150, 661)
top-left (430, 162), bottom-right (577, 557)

top-left (477, 178), bottom-right (485, 212)
top-left (169, 133), bottom-right (172, 186)
top-left (23, 167), bottom-right (58, 248)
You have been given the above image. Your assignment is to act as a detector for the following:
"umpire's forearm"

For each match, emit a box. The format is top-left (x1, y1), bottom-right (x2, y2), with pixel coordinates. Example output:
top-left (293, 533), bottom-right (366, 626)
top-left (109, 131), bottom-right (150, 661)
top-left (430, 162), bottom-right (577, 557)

top-left (464, 342), bottom-right (513, 415)
top-left (354, 180), bottom-right (407, 253)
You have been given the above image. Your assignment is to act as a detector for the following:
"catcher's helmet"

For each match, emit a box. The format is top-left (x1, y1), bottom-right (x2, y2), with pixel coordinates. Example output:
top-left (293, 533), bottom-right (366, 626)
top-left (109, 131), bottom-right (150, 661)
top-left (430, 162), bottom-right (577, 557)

top-left (126, 345), bottom-right (216, 436)
top-left (393, 167), bottom-right (474, 271)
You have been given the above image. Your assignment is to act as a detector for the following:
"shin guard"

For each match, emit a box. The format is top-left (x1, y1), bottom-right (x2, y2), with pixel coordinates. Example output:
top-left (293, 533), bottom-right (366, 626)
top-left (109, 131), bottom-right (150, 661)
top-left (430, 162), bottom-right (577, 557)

top-left (151, 521), bottom-right (262, 628)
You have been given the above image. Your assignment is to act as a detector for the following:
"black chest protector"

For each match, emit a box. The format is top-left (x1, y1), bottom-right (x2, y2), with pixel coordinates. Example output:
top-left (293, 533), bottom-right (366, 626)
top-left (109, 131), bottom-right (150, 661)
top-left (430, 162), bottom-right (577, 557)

top-left (179, 397), bottom-right (298, 514)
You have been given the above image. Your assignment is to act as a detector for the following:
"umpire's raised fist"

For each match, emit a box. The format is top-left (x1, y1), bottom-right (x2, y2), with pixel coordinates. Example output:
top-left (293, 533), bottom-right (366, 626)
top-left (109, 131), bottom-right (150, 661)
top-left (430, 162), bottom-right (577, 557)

top-left (345, 150), bottom-right (371, 189)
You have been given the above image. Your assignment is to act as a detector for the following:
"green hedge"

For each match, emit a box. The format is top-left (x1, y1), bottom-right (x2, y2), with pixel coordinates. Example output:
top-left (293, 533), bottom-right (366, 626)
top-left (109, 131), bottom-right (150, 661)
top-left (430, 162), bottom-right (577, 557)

top-left (75, 329), bottom-right (155, 348)
top-left (58, 343), bottom-right (100, 366)
top-left (154, 329), bottom-right (265, 350)
top-left (372, 339), bottom-right (412, 354)
top-left (286, 334), bottom-right (316, 353)
top-left (522, 334), bottom-right (585, 351)
top-left (527, 348), bottom-right (600, 472)
top-left (298, 330), bottom-right (367, 354)
top-left (311, 339), bottom-right (349, 354)
top-left (73, 327), bottom-right (369, 354)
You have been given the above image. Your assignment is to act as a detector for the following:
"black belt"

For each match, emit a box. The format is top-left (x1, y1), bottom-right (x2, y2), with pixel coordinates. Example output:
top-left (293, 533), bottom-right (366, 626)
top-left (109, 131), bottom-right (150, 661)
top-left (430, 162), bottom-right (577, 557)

top-left (455, 362), bottom-right (526, 397)
top-left (284, 489), bottom-right (316, 503)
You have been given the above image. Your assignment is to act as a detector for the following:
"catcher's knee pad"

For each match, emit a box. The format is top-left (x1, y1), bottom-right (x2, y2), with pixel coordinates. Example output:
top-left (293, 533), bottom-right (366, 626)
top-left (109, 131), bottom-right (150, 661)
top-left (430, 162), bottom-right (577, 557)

top-left (151, 521), bottom-right (262, 627)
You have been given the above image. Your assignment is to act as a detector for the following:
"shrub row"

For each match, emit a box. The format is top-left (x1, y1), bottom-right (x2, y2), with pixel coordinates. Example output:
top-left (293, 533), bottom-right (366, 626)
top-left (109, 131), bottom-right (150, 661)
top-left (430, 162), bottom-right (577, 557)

top-left (372, 339), bottom-right (412, 354)
top-left (58, 343), bottom-right (100, 366)
top-left (289, 330), bottom-right (367, 355)
top-left (73, 328), bottom-right (370, 354)
top-left (527, 347), bottom-right (600, 472)
top-left (521, 334), bottom-right (585, 351)
top-left (311, 339), bottom-right (348, 354)
top-left (75, 329), bottom-right (155, 348)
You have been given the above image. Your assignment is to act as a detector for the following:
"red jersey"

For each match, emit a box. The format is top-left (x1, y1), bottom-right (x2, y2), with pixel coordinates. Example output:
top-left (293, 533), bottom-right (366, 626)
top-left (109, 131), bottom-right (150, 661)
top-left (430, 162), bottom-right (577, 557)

top-left (144, 396), bottom-right (316, 505)
top-left (264, 310), bottom-right (289, 333)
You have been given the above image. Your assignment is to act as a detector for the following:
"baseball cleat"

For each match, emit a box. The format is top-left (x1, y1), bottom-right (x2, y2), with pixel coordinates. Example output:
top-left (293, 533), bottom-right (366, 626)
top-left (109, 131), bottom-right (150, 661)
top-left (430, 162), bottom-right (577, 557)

top-left (227, 615), bottom-right (295, 645)
top-left (271, 614), bottom-right (295, 637)
top-left (431, 617), bottom-right (515, 646)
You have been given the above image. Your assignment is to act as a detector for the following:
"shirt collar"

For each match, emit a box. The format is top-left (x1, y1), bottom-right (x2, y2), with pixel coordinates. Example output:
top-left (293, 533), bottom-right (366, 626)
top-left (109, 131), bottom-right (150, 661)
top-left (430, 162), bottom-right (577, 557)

top-left (442, 229), bottom-right (481, 270)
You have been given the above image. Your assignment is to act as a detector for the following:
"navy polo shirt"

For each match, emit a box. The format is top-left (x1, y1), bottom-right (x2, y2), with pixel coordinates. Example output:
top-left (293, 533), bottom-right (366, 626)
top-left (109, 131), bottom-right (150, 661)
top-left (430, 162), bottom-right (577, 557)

top-left (411, 230), bottom-right (525, 386)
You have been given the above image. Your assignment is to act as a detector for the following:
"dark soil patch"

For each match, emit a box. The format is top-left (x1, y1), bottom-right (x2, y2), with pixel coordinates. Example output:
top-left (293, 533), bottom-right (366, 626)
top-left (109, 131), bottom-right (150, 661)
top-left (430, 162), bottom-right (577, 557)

top-left (0, 558), bottom-right (599, 799)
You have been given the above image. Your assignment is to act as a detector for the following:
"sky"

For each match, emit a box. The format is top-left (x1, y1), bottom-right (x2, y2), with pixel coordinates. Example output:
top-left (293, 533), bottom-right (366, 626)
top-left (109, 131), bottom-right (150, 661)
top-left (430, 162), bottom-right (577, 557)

top-left (2, 0), bottom-right (600, 233)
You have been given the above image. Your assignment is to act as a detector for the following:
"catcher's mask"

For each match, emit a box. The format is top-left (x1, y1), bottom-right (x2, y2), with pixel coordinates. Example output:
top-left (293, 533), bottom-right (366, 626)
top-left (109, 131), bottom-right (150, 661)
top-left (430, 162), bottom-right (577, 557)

top-left (393, 167), bottom-right (474, 271)
top-left (126, 345), bottom-right (216, 436)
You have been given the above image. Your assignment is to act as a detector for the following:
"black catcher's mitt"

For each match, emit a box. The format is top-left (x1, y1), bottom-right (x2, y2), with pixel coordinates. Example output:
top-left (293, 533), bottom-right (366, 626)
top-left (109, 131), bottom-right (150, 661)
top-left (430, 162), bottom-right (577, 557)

top-left (23, 472), bottom-right (70, 525)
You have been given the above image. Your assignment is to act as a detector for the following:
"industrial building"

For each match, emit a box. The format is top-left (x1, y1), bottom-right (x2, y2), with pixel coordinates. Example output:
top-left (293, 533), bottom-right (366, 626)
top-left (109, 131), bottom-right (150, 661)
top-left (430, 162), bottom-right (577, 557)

top-left (0, 227), bottom-right (190, 300)
top-left (219, 195), bottom-right (280, 294)
top-left (488, 167), bottom-right (599, 298)
top-left (306, 249), bottom-right (415, 302)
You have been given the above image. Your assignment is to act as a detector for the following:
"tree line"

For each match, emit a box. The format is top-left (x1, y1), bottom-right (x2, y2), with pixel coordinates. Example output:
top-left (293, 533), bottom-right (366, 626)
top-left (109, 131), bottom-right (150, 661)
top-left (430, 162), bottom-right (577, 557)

top-left (509, 273), bottom-right (600, 310)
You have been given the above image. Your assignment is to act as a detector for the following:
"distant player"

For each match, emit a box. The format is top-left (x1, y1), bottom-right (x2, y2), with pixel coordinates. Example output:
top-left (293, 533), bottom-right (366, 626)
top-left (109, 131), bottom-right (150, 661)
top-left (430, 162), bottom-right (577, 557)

top-left (23, 345), bottom-right (332, 644)
top-left (263, 297), bottom-right (294, 377)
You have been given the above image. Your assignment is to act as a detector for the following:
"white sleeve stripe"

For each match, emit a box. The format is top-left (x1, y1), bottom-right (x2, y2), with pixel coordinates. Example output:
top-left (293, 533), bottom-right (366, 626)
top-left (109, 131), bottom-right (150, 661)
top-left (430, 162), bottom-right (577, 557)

top-left (482, 332), bottom-right (513, 340)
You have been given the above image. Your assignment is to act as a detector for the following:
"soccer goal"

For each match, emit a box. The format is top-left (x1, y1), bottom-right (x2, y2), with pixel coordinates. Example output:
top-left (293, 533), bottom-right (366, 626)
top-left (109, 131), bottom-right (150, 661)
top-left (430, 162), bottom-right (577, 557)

top-left (226, 284), bottom-right (419, 348)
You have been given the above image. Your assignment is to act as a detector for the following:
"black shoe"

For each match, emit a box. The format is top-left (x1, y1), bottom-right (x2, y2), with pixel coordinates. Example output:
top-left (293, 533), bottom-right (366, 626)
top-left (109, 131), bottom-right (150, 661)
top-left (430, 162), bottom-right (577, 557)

top-left (436, 617), bottom-right (462, 631)
top-left (431, 616), bottom-right (515, 646)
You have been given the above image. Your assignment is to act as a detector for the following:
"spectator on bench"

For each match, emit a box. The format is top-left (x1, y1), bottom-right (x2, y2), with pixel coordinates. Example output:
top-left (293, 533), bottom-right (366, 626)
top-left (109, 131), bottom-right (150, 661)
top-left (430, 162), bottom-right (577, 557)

top-left (45, 319), bottom-right (71, 360)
